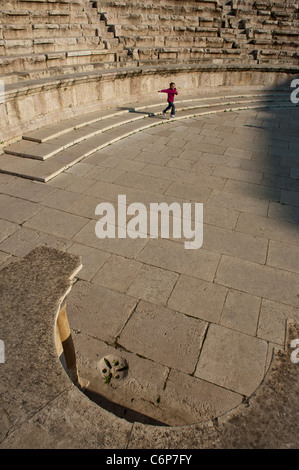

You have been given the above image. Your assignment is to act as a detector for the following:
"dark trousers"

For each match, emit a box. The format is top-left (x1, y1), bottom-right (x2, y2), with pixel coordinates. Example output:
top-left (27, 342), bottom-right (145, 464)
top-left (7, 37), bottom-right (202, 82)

top-left (163, 101), bottom-right (175, 115)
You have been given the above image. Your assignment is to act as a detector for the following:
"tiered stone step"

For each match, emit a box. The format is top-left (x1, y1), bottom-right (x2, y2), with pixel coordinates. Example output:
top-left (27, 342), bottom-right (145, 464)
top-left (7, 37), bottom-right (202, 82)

top-left (0, 91), bottom-right (292, 182)
top-left (95, 0), bottom-right (222, 56)
top-left (0, 50), bottom-right (117, 84)
top-left (0, 0), bottom-right (120, 82)
top-left (1, 0), bottom-right (299, 83)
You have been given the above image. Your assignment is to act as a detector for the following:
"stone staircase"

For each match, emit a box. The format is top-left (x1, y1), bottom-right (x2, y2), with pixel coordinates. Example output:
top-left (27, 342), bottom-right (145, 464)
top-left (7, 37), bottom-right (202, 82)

top-left (0, 89), bottom-right (293, 182)
top-left (0, 0), bottom-right (119, 84)
top-left (91, 0), bottom-right (299, 67)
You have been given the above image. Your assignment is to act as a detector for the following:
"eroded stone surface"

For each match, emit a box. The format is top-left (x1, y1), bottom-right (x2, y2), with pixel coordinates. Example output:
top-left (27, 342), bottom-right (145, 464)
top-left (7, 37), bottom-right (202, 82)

top-left (118, 301), bottom-right (208, 374)
top-left (195, 324), bottom-right (268, 396)
top-left (66, 280), bottom-right (138, 344)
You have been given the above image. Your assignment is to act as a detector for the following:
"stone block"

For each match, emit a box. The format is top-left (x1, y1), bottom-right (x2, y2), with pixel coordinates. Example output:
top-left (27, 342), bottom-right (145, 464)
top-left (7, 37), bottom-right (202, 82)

top-left (0, 225), bottom-right (72, 258)
top-left (73, 332), bottom-right (169, 413)
top-left (67, 280), bottom-right (137, 343)
top-left (220, 289), bottom-right (261, 336)
top-left (91, 254), bottom-right (142, 293)
top-left (268, 202), bottom-right (299, 224)
top-left (115, 171), bottom-right (172, 194)
top-left (267, 239), bottom-right (299, 274)
top-left (209, 189), bottom-right (269, 216)
top-left (0, 194), bottom-right (41, 224)
top-left (203, 224), bottom-right (268, 264)
top-left (160, 369), bottom-right (242, 426)
top-left (236, 212), bottom-right (298, 245)
top-left (73, 220), bottom-right (148, 259)
top-left (66, 243), bottom-right (110, 281)
top-left (215, 255), bottom-right (299, 308)
top-left (23, 207), bottom-right (89, 239)
top-left (127, 264), bottom-right (179, 305)
top-left (137, 238), bottom-right (221, 282)
top-left (0, 218), bottom-right (20, 243)
top-left (195, 324), bottom-right (268, 396)
top-left (258, 298), bottom-right (299, 345)
top-left (118, 300), bottom-right (208, 374)
top-left (168, 274), bottom-right (227, 323)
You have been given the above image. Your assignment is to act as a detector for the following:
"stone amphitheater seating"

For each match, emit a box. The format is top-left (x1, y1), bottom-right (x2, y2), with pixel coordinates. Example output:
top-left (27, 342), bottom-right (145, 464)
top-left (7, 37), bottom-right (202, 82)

top-left (0, 0), bottom-right (298, 145)
top-left (94, 0), bottom-right (299, 66)
top-left (0, 0), bottom-right (298, 85)
top-left (0, 0), bottom-right (120, 84)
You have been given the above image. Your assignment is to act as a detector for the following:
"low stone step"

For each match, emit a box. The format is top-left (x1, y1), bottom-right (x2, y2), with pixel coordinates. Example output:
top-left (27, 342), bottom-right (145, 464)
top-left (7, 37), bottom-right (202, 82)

top-left (22, 109), bottom-right (130, 143)
top-left (0, 97), bottom-right (292, 182)
top-left (22, 91), bottom-right (291, 144)
top-left (5, 113), bottom-right (147, 160)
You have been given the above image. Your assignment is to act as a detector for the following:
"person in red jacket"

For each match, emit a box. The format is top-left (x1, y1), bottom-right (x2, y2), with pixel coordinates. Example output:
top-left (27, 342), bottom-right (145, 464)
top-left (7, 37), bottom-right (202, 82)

top-left (158, 82), bottom-right (178, 118)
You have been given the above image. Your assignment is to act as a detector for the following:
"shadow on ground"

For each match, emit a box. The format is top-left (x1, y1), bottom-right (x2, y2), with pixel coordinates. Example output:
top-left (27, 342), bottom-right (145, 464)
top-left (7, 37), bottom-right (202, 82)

top-left (83, 388), bottom-right (167, 426)
top-left (254, 77), bottom-right (299, 221)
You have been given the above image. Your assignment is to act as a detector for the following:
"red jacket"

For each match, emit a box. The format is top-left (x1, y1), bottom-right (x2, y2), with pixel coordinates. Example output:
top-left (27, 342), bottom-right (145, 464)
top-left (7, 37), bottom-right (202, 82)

top-left (160, 88), bottom-right (178, 103)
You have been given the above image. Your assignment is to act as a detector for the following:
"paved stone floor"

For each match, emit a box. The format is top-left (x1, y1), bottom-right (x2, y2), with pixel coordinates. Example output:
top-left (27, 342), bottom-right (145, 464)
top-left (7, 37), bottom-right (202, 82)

top-left (0, 106), bottom-right (298, 426)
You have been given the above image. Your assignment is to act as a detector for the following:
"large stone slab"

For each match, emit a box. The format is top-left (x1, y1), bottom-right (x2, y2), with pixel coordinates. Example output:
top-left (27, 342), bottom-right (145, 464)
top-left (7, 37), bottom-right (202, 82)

top-left (118, 300), bottom-right (208, 374)
top-left (40, 188), bottom-right (86, 211)
top-left (73, 332), bottom-right (169, 425)
top-left (0, 246), bottom-right (82, 443)
top-left (236, 212), bottom-right (298, 245)
top-left (267, 239), bottom-right (299, 274)
top-left (0, 194), bottom-right (41, 224)
top-left (160, 369), bottom-right (243, 426)
top-left (115, 171), bottom-right (172, 194)
top-left (168, 274), bottom-right (227, 323)
top-left (220, 289), bottom-right (261, 336)
top-left (137, 238), bottom-right (220, 282)
top-left (203, 224), bottom-right (268, 264)
top-left (73, 220), bottom-right (149, 259)
top-left (0, 219), bottom-right (20, 243)
top-left (257, 299), bottom-right (299, 345)
top-left (0, 177), bottom-right (57, 202)
top-left (23, 207), bottom-right (89, 239)
top-left (127, 264), bottom-right (179, 306)
top-left (0, 226), bottom-right (72, 258)
top-left (165, 181), bottom-right (212, 203)
top-left (66, 243), bottom-right (111, 281)
top-left (208, 189), bottom-right (269, 216)
top-left (212, 165), bottom-right (263, 184)
top-left (223, 179), bottom-right (280, 202)
top-left (66, 280), bottom-right (138, 343)
top-left (91, 254), bottom-right (142, 293)
top-left (195, 324), bottom-right (268, 396)
top-left (215, 255), bottom-right (299, 308)
top-left (0, 387), bottom-right (132, 449)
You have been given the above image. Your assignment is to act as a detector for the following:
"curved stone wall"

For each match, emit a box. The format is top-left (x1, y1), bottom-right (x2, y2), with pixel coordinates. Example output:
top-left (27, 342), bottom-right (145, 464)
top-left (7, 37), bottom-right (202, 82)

top-left (1, 63), bottom-right (298, 144)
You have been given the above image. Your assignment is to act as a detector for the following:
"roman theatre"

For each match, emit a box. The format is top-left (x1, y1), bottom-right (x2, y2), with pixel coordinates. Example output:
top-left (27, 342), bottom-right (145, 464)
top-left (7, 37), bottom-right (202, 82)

top-left (0, 0), bottom-right (298, 448)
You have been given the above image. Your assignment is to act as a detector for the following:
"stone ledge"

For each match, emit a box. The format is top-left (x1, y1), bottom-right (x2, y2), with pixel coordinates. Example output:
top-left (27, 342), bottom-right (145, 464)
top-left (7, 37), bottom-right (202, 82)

top-left (3, 62), bottom-right (299, 99)
top-left (0, 245), bottom-right (133, 448)
top-left (1, 62), bottom-right (299, 146)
